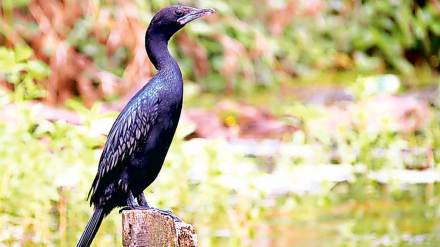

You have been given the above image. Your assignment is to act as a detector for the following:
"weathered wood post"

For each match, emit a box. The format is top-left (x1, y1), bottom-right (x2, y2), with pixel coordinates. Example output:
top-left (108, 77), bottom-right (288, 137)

top-left (122, 209), bottom-right (197, 247)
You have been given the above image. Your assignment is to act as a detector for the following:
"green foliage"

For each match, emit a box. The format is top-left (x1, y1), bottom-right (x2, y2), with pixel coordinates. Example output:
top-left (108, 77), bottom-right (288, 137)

top-left (279, 0), bottom-right (439, 74)
top-left (2, 0), bottom-right (438, 97)
top-left (0, 100), bottom-right (111, 246)
top-left (178, 0), bottom-right (439, 92)
top-left (1, 0), bottom-right (31, 11)
top-left (0, 45), bottom-right (50, 100)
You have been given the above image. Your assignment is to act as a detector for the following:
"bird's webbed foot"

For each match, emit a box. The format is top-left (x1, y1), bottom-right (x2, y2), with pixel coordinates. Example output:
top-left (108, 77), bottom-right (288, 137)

top-left (136, 192), bottom-right (150, 207)
top-left (118, 205), bottom-right (151, 213)
top-left (119, 192), bottom-right (181, 221)
top-left (119, 191), bottom-right (151, 213)
top-left (118, 206), bottom-right (132, 213)
top-left (119, 192), bottom-right (150, 213)
top-left (118, 206), bottom-right (181, 221)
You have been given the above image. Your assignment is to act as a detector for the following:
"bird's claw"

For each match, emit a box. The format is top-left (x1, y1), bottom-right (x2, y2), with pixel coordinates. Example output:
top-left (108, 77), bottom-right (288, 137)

top-left (118, 205), bottom-right (151, 213)
top-left (118, 206), bottom-right (181, 222)
top-left (119, 206), bottom-right (131, 213)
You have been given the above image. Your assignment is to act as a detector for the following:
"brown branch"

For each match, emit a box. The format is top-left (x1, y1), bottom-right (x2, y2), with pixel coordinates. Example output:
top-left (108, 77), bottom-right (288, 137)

top-left (122, 209), bottom-right (197, 247)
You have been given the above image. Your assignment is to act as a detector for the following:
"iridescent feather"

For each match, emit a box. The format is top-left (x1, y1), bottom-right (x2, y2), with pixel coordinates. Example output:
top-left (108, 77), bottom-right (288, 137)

top-left (88, 94), bottom-right (160, 201)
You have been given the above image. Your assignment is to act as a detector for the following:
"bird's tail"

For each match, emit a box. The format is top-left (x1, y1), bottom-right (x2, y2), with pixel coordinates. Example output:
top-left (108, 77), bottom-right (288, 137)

top-left (76, 208), bottom-right (105, 247)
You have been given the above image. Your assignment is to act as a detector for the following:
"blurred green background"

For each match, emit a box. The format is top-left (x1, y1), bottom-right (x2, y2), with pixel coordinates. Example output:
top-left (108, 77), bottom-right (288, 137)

top-left (1, 0), bottom-right (440, 246)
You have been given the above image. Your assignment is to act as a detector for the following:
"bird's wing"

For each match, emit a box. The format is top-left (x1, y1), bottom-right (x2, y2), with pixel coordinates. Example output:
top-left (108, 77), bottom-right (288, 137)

top-left (89, 94), bottom-right (160, 199)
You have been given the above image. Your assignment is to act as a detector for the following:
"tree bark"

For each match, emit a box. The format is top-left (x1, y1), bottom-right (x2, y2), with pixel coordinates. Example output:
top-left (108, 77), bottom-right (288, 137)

top-left (122, 209), bottom-right (197, 247)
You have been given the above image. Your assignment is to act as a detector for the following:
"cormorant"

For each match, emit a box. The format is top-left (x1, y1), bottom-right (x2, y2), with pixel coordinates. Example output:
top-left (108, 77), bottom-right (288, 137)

top-left (76, 5), bottom-right (215, 247)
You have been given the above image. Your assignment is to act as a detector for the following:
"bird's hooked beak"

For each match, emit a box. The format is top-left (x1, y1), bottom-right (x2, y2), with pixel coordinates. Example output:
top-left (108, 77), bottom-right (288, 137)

top-left (177, 7), bottom-right (216, 25)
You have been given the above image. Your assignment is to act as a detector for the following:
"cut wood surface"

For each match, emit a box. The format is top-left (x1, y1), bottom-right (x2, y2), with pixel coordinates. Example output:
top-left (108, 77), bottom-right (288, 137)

top-left (122, 209), bottom-right (197, 247)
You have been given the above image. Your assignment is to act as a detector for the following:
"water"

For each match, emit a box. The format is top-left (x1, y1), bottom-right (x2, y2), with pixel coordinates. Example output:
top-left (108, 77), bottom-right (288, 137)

top-left (259, 183), bottom-right (440, 246)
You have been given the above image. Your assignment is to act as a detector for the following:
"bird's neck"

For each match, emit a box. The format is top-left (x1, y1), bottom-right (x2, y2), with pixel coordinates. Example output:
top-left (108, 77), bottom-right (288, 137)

top-left (145, 27), bottom-right (183, 100)
top-left (145, 29), bottom-right (178, 71)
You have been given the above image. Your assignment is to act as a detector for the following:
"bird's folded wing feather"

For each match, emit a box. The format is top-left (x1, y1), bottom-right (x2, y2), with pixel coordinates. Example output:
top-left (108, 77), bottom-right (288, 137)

top-left (89, 94), bottom-right (160, 198)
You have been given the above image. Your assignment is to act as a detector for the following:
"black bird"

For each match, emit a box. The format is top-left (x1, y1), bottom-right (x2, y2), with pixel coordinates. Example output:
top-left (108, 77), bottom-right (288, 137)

top-left (76, 5), bottom-right (215, 247)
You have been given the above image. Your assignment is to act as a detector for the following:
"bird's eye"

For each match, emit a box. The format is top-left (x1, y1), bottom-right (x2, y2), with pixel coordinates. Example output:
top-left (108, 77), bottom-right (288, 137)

top-left (175, 9), bottom-right (184, 17)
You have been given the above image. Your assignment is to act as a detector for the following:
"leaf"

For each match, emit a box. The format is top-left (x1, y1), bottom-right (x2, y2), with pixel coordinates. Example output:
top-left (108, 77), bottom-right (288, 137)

top-left (26, 60), bottom-right (50, 80)
top-left (14, 45), bottom-right (33, 62)
top-left (0, 47), bottom-right (16, 72)
top-left (2, 0), bottom-right (30, 9)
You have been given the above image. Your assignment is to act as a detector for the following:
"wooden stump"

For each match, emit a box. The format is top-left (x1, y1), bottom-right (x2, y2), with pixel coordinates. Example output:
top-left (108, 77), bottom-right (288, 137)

top-left (122, 209), bottom-right (197, 247)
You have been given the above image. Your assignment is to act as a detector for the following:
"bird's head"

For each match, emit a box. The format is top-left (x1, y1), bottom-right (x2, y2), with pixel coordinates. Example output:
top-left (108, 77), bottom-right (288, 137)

top-left (148, 5), bottom-right (215, 39)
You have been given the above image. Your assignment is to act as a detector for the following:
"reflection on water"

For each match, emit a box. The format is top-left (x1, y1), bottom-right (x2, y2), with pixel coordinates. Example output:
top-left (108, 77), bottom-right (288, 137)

top-left (270, 184), bottom-right (439, 246)
top-left (239, 183), bottom-right (440, 246)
